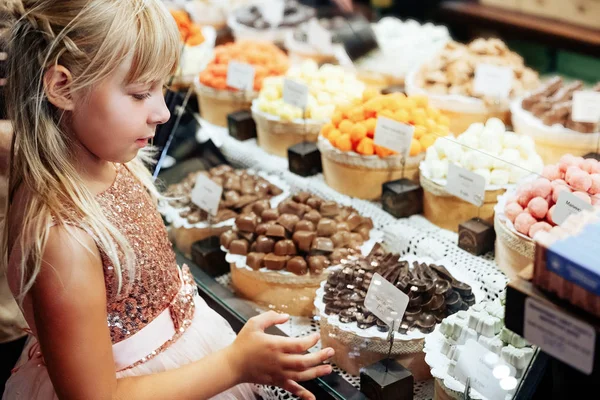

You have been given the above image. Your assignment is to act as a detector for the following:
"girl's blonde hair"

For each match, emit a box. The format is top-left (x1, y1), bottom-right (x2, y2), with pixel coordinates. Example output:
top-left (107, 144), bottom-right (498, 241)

top-left (1, 0), bottom-right (180, 301)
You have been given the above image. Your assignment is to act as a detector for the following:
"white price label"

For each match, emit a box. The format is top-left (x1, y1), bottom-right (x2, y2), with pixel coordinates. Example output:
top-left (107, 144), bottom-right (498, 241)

top-left (455, 340), bottom-right (518, 400)
top-left (283, 78), bottom-right (309, 111)
top-left (190, 174), bottom-right (223, 217)
top-left (525, 298), bottom-right (595, 375)
top-left (446, 164), bottom-right (486, 207)
top-left (373, 116), bottom-right (414, 159)
top-left (307, 19), bottom-right (333, 53)
top-left (226, 61), bottom-right (255, 91)
top-left (473, 64), bottom-right (514, 99)
top-left (553, 191), bottom-right (594, 226)
top-left (364, 272), bottom-right (409, 330)
top-left (572, 91), bottom-right (600, 123)
top-left (258, 1), bottom-right (284, 27)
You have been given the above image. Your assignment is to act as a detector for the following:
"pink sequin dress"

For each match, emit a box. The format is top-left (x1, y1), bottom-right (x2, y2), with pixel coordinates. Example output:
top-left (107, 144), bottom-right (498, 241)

top-left (2, 164), bottom-right (256, 400)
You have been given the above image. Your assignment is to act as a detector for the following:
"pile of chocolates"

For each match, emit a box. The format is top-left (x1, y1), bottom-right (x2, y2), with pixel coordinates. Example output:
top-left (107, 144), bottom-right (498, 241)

top-left (522, 77), bottom-right (600, 133)
top-left (235, 0), bottom-right (315, 30)
top-left (220, 192), bottom-right (374, 275)
top-left (322, 246), bottom-right (475, 334)
top-left (165, 166), bottom-right (283, 224)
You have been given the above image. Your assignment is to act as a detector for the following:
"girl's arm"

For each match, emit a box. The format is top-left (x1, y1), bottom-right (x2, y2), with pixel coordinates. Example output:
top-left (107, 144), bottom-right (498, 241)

top-left (32, 226), bottom-right (332, 400)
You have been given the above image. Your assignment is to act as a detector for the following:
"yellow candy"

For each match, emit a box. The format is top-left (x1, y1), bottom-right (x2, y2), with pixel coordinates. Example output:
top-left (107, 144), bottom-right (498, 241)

top-left (412, 95), bottom-right (429, 108)
top-left (413, 125), bottom-right (427, 140)
top-left (394, 109), bottom-right (410, 123)
top-left (425, 118), bottom-right (438, 132)
top-left (438, 114), bottom-right (451, 127)
top-left (420, 134), bottom-right (437, 150)
top-left (338, 119), bottom-right (354, 135)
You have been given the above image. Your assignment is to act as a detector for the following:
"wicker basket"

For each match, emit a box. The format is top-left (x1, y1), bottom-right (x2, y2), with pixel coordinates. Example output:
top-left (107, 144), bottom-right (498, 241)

top-left (319, 137), bottom-right (423, 200)
top-left (196, 83), bottom-right (256, 128)
top-left (421, 173), bottom-right (505, 232)
top-left (494, 213), bottom-right (535, 280)
top-left (253, 105), bottom-right (324, 158)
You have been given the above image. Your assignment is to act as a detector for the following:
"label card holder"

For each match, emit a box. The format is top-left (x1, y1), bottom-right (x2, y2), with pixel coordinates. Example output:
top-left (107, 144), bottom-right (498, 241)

top-left (227, 61), bottom-right (255, 92)
top-left (191, 174), bottom-right (223, 217)
top-left (446, 164), bottom-right (486, 207)
top-left (364, 272), bottom-right (409, 330)
top-left (283, 78), bottom-right (309, 111)
top-left (572, 90), bottom-right (600, 123)
top-left (473, 64), bottom-right (514, 99)
top-left (553, 191), bottom-right (594, 226)
top-left (373, 116), bottom-right (414, 161)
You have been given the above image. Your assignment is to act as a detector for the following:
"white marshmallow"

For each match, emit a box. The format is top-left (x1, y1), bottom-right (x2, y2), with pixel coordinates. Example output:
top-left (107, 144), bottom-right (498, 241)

top-left (430, 159), bottom-right (448, 179)
top-left (485, 117), bottom-right (506, 134)
top-left (502, 132), bottom-right (520, 149)
top-left (426, 146), bottom-right (439, 161)
top-left (463, 122), bottom-right (485, 137)
top-left (490, 169), bottom-right (510, 186)
top-left (474, 168), bottom-right (492, 186)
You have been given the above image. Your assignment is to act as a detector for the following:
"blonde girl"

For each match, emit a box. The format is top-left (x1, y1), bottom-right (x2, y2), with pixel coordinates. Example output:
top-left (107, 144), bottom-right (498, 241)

top-left (1, 1), bottom-right (334, 399)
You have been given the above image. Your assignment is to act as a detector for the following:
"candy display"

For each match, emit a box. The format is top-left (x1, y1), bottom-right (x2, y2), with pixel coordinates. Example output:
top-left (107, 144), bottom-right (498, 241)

top-left (318, 91), bottom-right (450, 199)
top-left (221, 192), bottom-right (376, 316)
top-left (316, 246), bottom-right (480, 378)
top-left (407, 38), bottom-right (540, 134)
top-left (184, 0), bottom-right (254, 30)
top-left (161, 166), bottom-right (287, 256)
top-left (424, 301), bottom-right (535, 400)
top-left (253, 61), bottom-right (365, 156)
top-left (511, 78), bottom-right (600, 163)
top-left (421, 118), bottom-right (543, 232)
top-left (169, 10), bottom-right (216, 87)
top-left (197, 41), bottom-right (289, 126)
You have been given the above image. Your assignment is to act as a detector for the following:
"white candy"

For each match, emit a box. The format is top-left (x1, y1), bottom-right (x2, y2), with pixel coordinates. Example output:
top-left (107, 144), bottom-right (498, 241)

top-left (502, 132), bottom-right (520, 149)
top-left (501, 346), bottom-right (535, 370)
top-left (456, 310), bottom-right (469, 320)
top-left (518, 135), bottom-right (536, 157)
top-left (316, 92), bottom-right (332, 105)
top-left (528, 154), bottom-right (544, 175)
top-left (480, 136), bottom-right (502, 156)
top-left (459, 151), bottom-right (472, 170)
top-left (463, 122), bottom-right (484, 137)
top-left (474, 168), bottom-right (491, 185)
top-left (440, 319), bottom-right (455, 338)
top-left (458, 132), bottom-right (479, 149)
top-left (448, 345), bottom-right (462, 362)
top-left (430, 159), bottom-right (448, 179)
top-left (469, 152), bottom-right (492, 170)
top-left (441, 339), bottom-right (454, 356)
top-left (485, 117), bottom-right (506, 134)
top-left (300, 60), bottom-right (319, 76)
top-left (450, 319), bottom-right (468, 342)
top-left (490, 169), bottom-right (510, 186)
top-left (499, 148), bottom-right (521, 166)
top-left (426, 146), bottom-right (439, 161)
top-left (509, 164), bottom-right (529, 184)
top-left (433, 137), bottom-right (447, 158)
top-left (478, 335), bottom-right (505, 355)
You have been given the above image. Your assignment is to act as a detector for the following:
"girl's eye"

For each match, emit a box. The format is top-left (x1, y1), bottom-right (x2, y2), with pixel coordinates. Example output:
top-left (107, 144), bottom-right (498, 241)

top-left (132, 93), bottom-right (151, 101)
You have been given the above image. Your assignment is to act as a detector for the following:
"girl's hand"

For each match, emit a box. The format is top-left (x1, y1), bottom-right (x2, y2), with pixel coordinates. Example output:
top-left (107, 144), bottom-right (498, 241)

top-left (331, 0), bottom-right (353, 13)
top-left (227, 311), bottom-right (335, 400)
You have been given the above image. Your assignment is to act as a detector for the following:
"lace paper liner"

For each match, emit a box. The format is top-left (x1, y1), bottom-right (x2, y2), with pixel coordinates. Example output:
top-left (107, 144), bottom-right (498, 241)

top-left (222, 229), bottom-right (384, 277)
top-left (419, 163), bottom-right (513, 197)
top-left (494, 189), bottom-right (536, 259)
top-left (510, 98), bottom-right (600, 146)
top-left (317, 136), bottom-right (425, 170)
top-left (227, 13), bottom-right (292, 43)
top-left (195, 80), bottom-right (258, 103)
top-left (405, 68), bottom-right (509, 115)
top-left (251, 103), bottom-right (326, 135)
top-left (283, 30), bottom-right (339, 57)
top-left (158, 170), bottom-right (290, 229)
top-left (314, 254), bottom-right (486, 343)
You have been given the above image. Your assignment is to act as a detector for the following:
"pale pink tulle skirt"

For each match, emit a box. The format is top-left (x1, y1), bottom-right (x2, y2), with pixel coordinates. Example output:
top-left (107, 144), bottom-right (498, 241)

top-left (2, 295), bottom-right (256, 400)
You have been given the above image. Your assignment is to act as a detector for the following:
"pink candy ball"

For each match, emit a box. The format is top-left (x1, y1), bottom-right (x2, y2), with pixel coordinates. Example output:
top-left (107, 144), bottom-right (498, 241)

top-left (514, 212), bottom-right (537, 236)
top-left (558, 154), bottom-right (579, 173)
top-left (542, 165), bottom-right (561, 181)
top-left (581, 158), bottom-right (598, 174)
top-left (567, 170), bottom-right (592, 192)
top-left (589, 174), bottom-right (600, 195)
top-left (516, 183), bottom-right (534, 208)
top-left (572, 191), bottom-right (591, 204)
top-left (505, 202), bottom-right (524, 223)
top-left (529, 221), bottom-right (552, 239)
top-left (530, 178), bottom-right (552, 199)
top-left (527, 197), bottom-right (549, 219)
top-left (592, 162), bottom-right (600, 175)
top-left (565, 166), bottom-right (583, 182)
top-left (592, 194), bottom-right (600, 206)
top-left (547, 205), bottom-right (556, 225)
top-left (551, 181), bottom-right (571, 203)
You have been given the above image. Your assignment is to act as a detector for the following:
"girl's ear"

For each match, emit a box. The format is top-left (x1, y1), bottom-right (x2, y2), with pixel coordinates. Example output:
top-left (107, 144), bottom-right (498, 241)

top-left (44, 65), bottom-right (75, 111)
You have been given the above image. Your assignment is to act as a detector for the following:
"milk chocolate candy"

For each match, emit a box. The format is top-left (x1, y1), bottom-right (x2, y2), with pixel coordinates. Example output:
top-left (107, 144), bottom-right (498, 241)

top-left (223, 190), bottom-right (241, 207)
top-left (317, 218), bottom-right (337, 237)
top-left (230, 239), bottom-right (249, 255)
top-left (292, 231), bottom-right (316, 252)
top-left (255, 235), bottom-right (275, 253)
top-left (312, 237), bottom-right (334, 253)
top-left (349, 232), bottom-right (364, 244)
top-left (277, 214), bottom-right (300, 233)
top-left (224, 175), bottom-right (241, 191)
top-left (220, 231), bottom-right (238, 249)
top-left (331, 231), bottom-right (351, 248)
top-left (240, 177), bottom-right (256, 195)
top-left (269, 185), bottom-right (284, 196)
top-left (308, 255), bottom-right (329, 275)
top-left (266, 224), bottom-right (287, 238)
top-left (293, 192), bottom-right (311, 204)
top-left (210, 176), bottom-right (224, 187)
top-left (251, 200), bottom-right (270, 216)
top-left (278, 200), bottom-right (305, 218)
top-left (261, 208), bottom-right (279, 222)
top-left (256, 222), bottom-right (274, 236)
top-left (255, 181), bottom-right (270, 197)
top-left (263, 254), bottom-right (289, 270)
top-left (287, 256), bottom-right (308, 275)
top-left (331, 248), bottom-right (351, 264)
top-left (236, 213), bottom-right (258, 232)
top-left (274, 239), bottom-right (297, 256)
top-left (346, 212), bottom-right (363, 231)
top-left (247, 252), bottom-right (266, 270)
top-left (337, 222), bottom-right (350, 232)
top-left (241, 203), bottom-right (255, 215)
top-left (320, 201), bottom-right (340, 217)
top-left (236, 195), bottom-right (258, 209)
top-left (238, 231), bottom-right (255, 242)
top-left (356, 225), bottom-right (371, 240)
top-left (303, 210), bottom-right (322, 224)
top-left (294, 220), bottom-right (315, 232)
top-left (306, 197), bottom-right (322, 210)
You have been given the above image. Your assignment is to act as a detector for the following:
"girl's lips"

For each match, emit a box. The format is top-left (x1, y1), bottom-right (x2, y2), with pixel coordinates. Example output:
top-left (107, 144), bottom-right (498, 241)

top-left (136, 138), bottom-right (150, 147)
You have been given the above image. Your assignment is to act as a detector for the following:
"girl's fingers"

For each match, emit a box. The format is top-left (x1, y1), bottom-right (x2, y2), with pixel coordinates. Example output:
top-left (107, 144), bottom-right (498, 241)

top-left (284, 364), bottom-right (333, 382)
top-left (281, 379), bottom-right (315, 400)
top-left (278, 333), bottom-right (320, 354)
top-left (281, 348), bottom-right (335, 371)
top-left (250, 311), bottom-right (290, 331)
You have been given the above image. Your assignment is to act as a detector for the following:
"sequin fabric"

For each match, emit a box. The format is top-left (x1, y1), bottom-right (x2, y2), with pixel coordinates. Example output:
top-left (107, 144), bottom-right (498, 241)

top-left (96, 164), bottom-right (195, 345)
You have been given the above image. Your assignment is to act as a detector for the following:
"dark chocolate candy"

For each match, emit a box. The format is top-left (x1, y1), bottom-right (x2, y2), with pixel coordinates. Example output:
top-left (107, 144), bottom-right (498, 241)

top-left (247, 252), bottom-right (266, 270)
top-left (287, 256), bottom-right (308, 275)
top-left (316, 218), bottom-right (337, 237)
top-left (230, 239), bottom-right (249, 255)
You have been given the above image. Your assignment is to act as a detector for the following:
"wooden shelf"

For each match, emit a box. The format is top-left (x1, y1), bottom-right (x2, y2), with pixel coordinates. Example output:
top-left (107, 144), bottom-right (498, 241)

top-left (437, 1), bottom-right (600, 57)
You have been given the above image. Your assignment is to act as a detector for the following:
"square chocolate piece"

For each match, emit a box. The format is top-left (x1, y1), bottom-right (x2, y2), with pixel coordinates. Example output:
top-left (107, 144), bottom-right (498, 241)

top-left (227, 110), bottom-right (257, 141)
top-left (360, 359), bottom-right (413, 400)
top-left (458, 217), bottom-right (496, 256)
top-left (382, 178), bottom-right (423, 218)
top-left (583, 152), bottom-right (600, 162)
top-left (191, 236), bottom-right (228, 277)
top-left (288, 142), bottom-right (322, 177)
